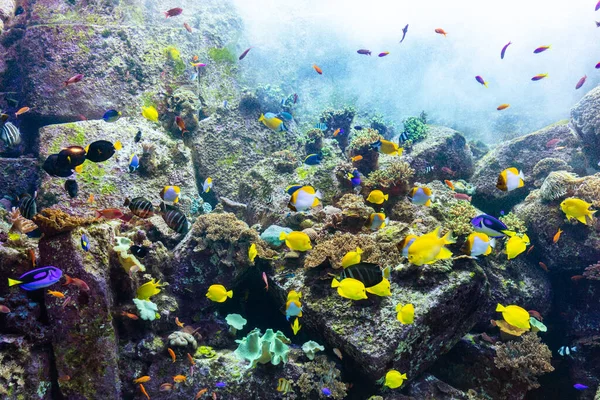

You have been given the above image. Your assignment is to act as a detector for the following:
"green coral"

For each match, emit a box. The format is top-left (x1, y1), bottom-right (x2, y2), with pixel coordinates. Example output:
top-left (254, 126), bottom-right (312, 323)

top-left (225, 314), bottom-right (248, 334)
top-left (364, 160), bottom-right (415, 190)
top-left (164, 46), bottom-right (186, 76)
top-left (349, 128), bottom-right (382, 151)
top-left (208, 47), bottom-right (237, 64)
top-left (132, 298), bottom-right (158, 321)
top-left (499, 212), bottom-right (527, 235)
top-left (297, 355), bottom-right (347, 399)
top-left (0, 352), bottom-right (25, 396)
top-left (196, 346), bottom-right (217, 359)
top-left (301, 341), bottom-right (325, 360)
top-left (437, 201), bottom-right (479, 236)
top-left (402, 112), bottom-right (428, 143)
top-left (234, 328), bottom-right (291, 368)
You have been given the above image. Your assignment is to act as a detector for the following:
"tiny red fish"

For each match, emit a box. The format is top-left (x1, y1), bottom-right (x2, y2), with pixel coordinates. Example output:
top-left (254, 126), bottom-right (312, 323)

top-left (195, 388), bottom-right (208, 399)
top-left (533, 45), bottom-right (551, 54)
top-left (62, 296), bottom-right (73, 309)
top-left (0, 305), bottom-right (10, 313)
top-left (538, 262), bottom-right (548, 272)
top-left (95, 208), bottom-right (124, 220)
top-left (175, 116), bottom-right (188, 135)
top-left (435, 28), bottom-right (447, 37)
top-left (160, 383), bottom-right (174, 392)
top-left (313, 64), bottom-right (323, 75)
top-left (497, 104), bottom-right (510, 111)
top-left (30, 249), bottom-right (36, 267)
top-left (168, 348), bottom-right (176, 362)
top-left (140, 384), bottom-right (150, 400)
top-left (187, 352), bottom-right (195, 365)
top-left (378, 52), bottom-right (390, 57)
top-left (527, 245), bottom-right (535, 255)
top-left (63, 275), bottom-right (90, 291)
top-left (454, 193), bottom-right (471, 202)
top-left (546, 138), bottom-right (561, 148)
top-left (121, 311), bottom-right (139, 320)
top-left (575, 75), bottom-right (587, 90)
top-left (571, 275), bottom-right (584, 282)
top-left (262, 271), bottom-right (268, 291)
top-left (58, 375), bottom-right (71, 382)
top-left (441, 166), bottom-right (456, 176)
top-left (15, 107), bottom-right (30, 117)
top-left (175, 317), bottom-right (185, 328)
top-left (183, 22), bottom-right (192, 33)
top-left (64, 74), bottom-right (83, 87)
top-left (163, 7), bottom-right (183, 18)
top-left (239, 47), bottom-right (252, 60)
top-left (528, 310), bottom-right (543, 321)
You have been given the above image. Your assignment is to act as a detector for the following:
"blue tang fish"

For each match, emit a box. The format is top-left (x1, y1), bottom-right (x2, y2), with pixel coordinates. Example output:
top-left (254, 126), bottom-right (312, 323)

top-left (81, 233), bottom-right (90, 251)
top-left (8, 266), bottom-right (63, 291)
top-left (348, 169), bottom-right (361, 186)
top-left (304, 153), bottom-right (323, 165)
top-left (471, 214), bottom-right (514, 238)
top-left (129, 154), bottom-right (139, 173)
top-left (102, 109), bottom-right (121, 122)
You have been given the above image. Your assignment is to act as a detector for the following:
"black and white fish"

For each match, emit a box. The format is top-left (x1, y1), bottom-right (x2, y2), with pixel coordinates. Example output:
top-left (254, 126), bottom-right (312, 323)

top-left (314, 122), bottom-right (327, 131)
top-left (425, 165), bottom-right (435, 173)
top-left (399, 131), bottom-right (409, 142)
top-left (160, 202), bottom-right (189, 234)
top-left (338, 262), bottom-right (382, 288)
top-left (558, 346), bottom-right (576, 356)
top-left (1, 121), bottom-right (22, 147)
top-left (18, 193), bottom-right (37, 220)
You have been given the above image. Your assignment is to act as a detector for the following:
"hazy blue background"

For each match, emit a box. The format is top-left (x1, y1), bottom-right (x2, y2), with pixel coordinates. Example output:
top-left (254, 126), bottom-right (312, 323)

top-left (232, 0), bottom-right (600, 142)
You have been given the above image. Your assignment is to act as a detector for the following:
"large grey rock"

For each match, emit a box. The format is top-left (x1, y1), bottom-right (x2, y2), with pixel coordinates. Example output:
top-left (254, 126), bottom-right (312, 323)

top-left (572, 85), bottom-right (600, 159)
top-left (0, 158), bottom-right (40, 199)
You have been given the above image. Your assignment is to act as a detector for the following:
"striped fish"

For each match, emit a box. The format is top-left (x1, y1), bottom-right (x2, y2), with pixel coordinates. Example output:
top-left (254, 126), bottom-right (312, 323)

top-left (19, 193), bottom-right (37, 220)
top-left (160, 202), bottom-right (189, 234)
top-left (314, 122), bottom-right (327, 131)
top-left (276, 378), bottom-right (293, 394)
top-left (1, 122), bottom-right (21, 147)
top-left (399, 131), bottom-right (409, 142)
top-left (425, 165), bottom-right (435, 173)
top-left (124, 197), bottom-right (154, 219)
top-left (338, 262), bottom-right (382, 288)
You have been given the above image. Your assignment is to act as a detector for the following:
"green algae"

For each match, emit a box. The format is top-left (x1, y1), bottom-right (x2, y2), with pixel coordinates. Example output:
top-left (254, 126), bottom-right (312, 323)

top-left (208, 47), bottom-right (237, 64)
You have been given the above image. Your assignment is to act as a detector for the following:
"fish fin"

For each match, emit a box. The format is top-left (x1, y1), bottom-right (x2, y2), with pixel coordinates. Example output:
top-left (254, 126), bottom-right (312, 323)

top-left (227, 290), bottom-right (233, 298)
top-left (315, 190), bottom-right (322, 199)
top-left (278, 232), bottom-right (287, 241)
top-left (331, 278), bottom-right (341, 288)
top-left (312, 197), bottom-right (320, 207)
top-left (384, 194), bottom-right (389, 201)
top-left (489, 238), bottom-right (496, 248)
top-left (85, 144), bottom-right (90, 153)
top-left (357, 247), bottom-right (363, 254)
top-left (258, 114), bottom-right (265, 122)
top-left (75, 164), bottom-right (83, 173)
top-left (94, 210), bottom-right (102, 218)
top-left (502, 230), bottom-right (516, 237)
top-left (576, 215), bottom-right (588, 224)
top-left (425, 199), bottom-right (431, 206)
top-left (495, 303), bottom-right (505, 312)
top-left (436, 246), bottom-right (453, 260)
top-left (114, 141), bottom-right (122, 150)
top-left (442, 231), bottom-right (456, 244)
top-left (8, 278), bottom-right (22, 286)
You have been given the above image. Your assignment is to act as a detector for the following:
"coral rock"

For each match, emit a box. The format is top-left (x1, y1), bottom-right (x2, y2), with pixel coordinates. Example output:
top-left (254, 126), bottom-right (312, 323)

top-left (32, 208), bottom-right (95, 236)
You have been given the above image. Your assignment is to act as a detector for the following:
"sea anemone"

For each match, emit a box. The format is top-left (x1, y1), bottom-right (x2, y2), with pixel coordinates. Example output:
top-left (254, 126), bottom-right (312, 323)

top-left (539, 171), bottom-right (582, 202)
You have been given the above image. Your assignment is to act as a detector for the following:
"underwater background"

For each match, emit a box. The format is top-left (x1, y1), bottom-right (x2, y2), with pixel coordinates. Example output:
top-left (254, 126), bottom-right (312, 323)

top-left (0, 0), bottom-right (600, 398)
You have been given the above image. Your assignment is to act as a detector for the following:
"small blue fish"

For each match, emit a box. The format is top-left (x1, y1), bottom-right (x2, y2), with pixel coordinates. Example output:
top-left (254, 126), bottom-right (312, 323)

top-left (315, 122), bottom-right (327, 131)
top-left (574, 384), bottom-right (588, 391)
top-left (102, 109), bottom-right (121, 123)
top-left (304, 153), bottom-right (322, 165)
top-left (129, 154), bottom-right (139, 173)
top-left (223, 100), bottom-right (228, 109)
top-left (348, 169), bottom-right (361, 186)
top-left (279, 112), bottom-right (293, 121)
top-left (81, 234), bottom-right (90, 251)
top-left (8, 266), bottom-right (63, 291)
top-left (322, 387), bottom-right (332, 396)
top-left (280, 273), bottom-right (295, 279)
top-left (215, 382), bottom-right (226, 388)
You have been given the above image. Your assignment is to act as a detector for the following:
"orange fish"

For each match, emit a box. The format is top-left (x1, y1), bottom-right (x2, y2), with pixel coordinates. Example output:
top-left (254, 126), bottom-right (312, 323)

top-left (175, 317), bottom-right (185, 328)
top-left (526, 245), bottom-right (535, 255)
top-left (173, 375), bottom-right (186, 383)
top-left (313, 64), bottom-right (323, 75)
top-left (168, 348), bottom-right (176, 363)
top-left (121, 311), bottom-right (139, 320)
top-left (175, 116), bottom-right (188, 135)
top-left (435, 28), bottom-right (447, 37)
top-left (333, 128), bottom-right (341, 137)
top-left (538, 262), bottom-right (548, 272)
top-left (553, 228), bottom-right (563, 243)
top-left (187, 352), bottom-right (195, 365)
top-left (58, 375), bottom-right (70, 382)
top-left (15, 107), bottom-right (30, 117)
top-left (192, 55), bottom-right (199, 62)
top-left (47, 290), bottom-right (65, 298)
top-left (95, 208), bottom-right (124, 220)
top-left (133, 376), bottom-right (151, 384)
top-left (571, 275), bottom-right (584, 282)
top-left (87, 194), bottom-right (95, 203)
top-left (140, 383), bottom-right (150, 400)
top-left (63, 275), bottom-right (90, 291)
top-left (444, 180), bottom-right (455, 190)
top-left (29, 249), bottom-right (36, 267)
top-left (195, 388), bottom-right (208, 399)
top-left (351, 155), bottom-right (363, 162)
top-left (497, 104), bottom-right (510, 111)
top-left (160, 383), bottom-right (173, 392)
top-left (184, 22), bottom-right (192, 33)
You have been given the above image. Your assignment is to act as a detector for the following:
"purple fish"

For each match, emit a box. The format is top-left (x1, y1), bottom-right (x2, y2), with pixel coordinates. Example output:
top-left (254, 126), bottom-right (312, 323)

top-left (533, 45), bottom-right (551, 54)
top-left (349, 169), bottom-right (361, 186)
top-left (471, 214), bottom-right (510, 238)
top-left (574, 384), bottom-right (588, 390)
top-left (575, 75), bottom-right (587, 90)
top-left (322, 387), bottom-right (332, 396)
top-left (500, 41), bottom-right (511, 59)
top-left (596, 0), bottom-right (600, 11)
top-left (475, 75), bottom-right (488, 87)
top-left (215, 382), bottom-right (226, 388)
top-left (357, 49), bottom-right (371, 56)
top-left (8, 266), bottom-right (62, 291)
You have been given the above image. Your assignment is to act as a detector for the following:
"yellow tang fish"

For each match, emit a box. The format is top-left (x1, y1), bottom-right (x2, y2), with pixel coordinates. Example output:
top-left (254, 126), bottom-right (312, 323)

top-left (279, 231), bottom-right (312, 252)
top-left (258, 113), bottom-right (287, 132)
top-left (383, 369), bottom-right (408, 389)
top-left (141, 106), bottom-right (159, 122)
top-left (496, 167), bottom-right (524, 192)
top-left (560, 197), bottom-right (596, 226)
top-left (396, 303), bottom-right (414, 324)
top-left (341, 247), bottom-right (363, 268)
top-left (136, 279), bottom-right (165, 300)
top-left (365, 278), bottom-right (391, 297)
top-left (496, 303), bottom-right (530, 330)
top-left (366, 190), bottom-right (389, 205)
top-left (331, 277), bottom-right (367, 301)
top-left (505, 233), bottom-right (530, 260)
top-left (407, 227), bottom-right (455, 266)
top-left (248, 243), bottom-right (257, 263)
top-left (206, 284), bottom-right (233, 303)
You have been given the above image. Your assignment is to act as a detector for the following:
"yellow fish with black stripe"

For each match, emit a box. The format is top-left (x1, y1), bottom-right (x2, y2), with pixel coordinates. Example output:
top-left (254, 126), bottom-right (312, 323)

top-left (277, 378), bottom-right (293, 394)
top-left (370, 139), bottom-right (403, 156)
top-left (259, 113), bottom-right (287, 132)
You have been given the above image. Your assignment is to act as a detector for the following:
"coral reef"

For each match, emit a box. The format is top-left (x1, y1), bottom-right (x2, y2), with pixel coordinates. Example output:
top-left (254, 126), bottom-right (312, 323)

top-left (234, 328), bottom-right (291, 368)
top-left (348, 128), bottom-right (383, 174)
top-left (402, 112), bottom-right (428, 145)
top-left (304, 128), bottom-right (324, 155)
top-left (434, 200), bottom-right (479, 236)
top-left (573, 173), bottom-right (600, 207)
top-left (32, 208), bottom-right (95, 236)
top-left (301, 340), bottom-right (325, 360)
top-left (8, 207), bottom-right (37, 234)
top-left (499, 212), bottom-right (527, 235)
top-left (532, 158), bottom-right (572, 184)
top-left (364, 159), bottom-right (415, 196)
top-left (539, 171), bottom-right (583, 202)
top-left (297, 355), bottom-right (347, 399)
top-left (583, 262), bottom-right (600, 280)
top-left (168, 331), bottom-right (198, 348)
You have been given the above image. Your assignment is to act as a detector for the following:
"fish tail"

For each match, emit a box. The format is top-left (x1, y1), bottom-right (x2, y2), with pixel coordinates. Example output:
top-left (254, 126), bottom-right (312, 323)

top-left (278, 232), bottom-right (288, 241)
top-left (226, 290), bottom-right (233, 298)
top-left (384, 194), bottom-right (389, 201)
top-left (357, 247), bottom-right (363, 254)
top-left (442, 231), bottom-right (456, 244)
top-left (63, 274), bottom-right (73, 286)
top-left (123, 198), bottom-right (131, 206)
top-left (331, 278), bottom-right (340, 288)
top-left (484, 82), bottom-right (488, 88)
top-left (94, 210), bottom-right (102, 218)
top-left (502, 230), bottom-right (516, 237)
top-left (8, 278), bottom-right (22, 287)
top-left (114, 141), bottom-right (122, 150)
top-left (258, 114), bottom-right (265, 122)
top-left (495, 303), bottom-right (505, 312)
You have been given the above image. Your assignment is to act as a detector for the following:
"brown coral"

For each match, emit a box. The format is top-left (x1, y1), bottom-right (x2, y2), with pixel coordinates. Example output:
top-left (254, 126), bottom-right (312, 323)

top-left (364, 159), bottom-right (415, 196)
top-left (32, 208), bottom-right (95, 236)
top-left (574, 173), bottom-right (600, 208)
top-left (532, 158), bottom-right (571, 184)
top-left (302, 228), bottom-right (318, 241)
top-left (333, 194), bottom-right (375, 233)
top-left (8, 208), bottom-right (38, 234)
top-left (583, 261), bottom-right (600, 280)
top-left (494, 333), bottom-right (554, 389)
top-left (539, 171), bottom-right (583, 202)
top-left (296, 355), bottom-right (347, 399)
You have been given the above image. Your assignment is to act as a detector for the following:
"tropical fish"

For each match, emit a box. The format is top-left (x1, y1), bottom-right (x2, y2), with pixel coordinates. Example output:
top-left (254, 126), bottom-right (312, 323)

top-left (287, 185), bottom-right (322, 212)
top-left (496, 303), bottom-right (530, 329)
top-left (400, 24), bottom-right (409, 43)
top-left (160, 383), bottom-right (174, 392)
top-left (496, 167), bottom-right (525, 192)
top-left (64, 179), bottom-right (78, 198)
top-left (187, 352), bottom-right (195, 365)
top-left (127, 154), bottom-right (139, 173)
top-left (574, 384), bottom-right (589, 391)
top-left (183, 22), bottom-right (192, 32)
top-left (378, 52), bottom-right (390, 57)
top-left (81, 233), bottom-right (90, 251)
top-left (18, 193), bottom-right (37, 219)
top-left (531, 73), bottom-right (548, 81)
top-left (137, 279), bottom-right (164, 300)
top-left (124, 197), bottom-right (155, 219)
top-left (454, 193), bottom-right (472, 202)
top-left (322, 388), bottom-right (332, 396)
top-left (597, 0), bottom-right (600, 11)
top-left (291, 317), bottom-right (301, 335)
top-left (497, 104), bottom-right (510, 110)
top-left (160, 202), bottom-right (189, 234)
top-left (354, 125), bottom-right (363, 130)
top-left (538, 262), bottom-right (548, 272)
top-left (396, 304), bottom-right (414, 325)
top-left (259, 113), bottom-right (287, 132)
top-left (63, 274), bottom-right (90, 291)
top-left (357, 49), bottom-right (371, 55)
top-left (121, 311), bottom-right (139, 320)
top-left (312, 64), bottom-right (323, 74)
top-left (279, 112), bottom-right (293, 121)
top-left (471, 214), bottom-right (513, 238)
top-left (572, 275), bottom-right (584, 282)
top-left (338, 262), bottom-right (382, 287)
top-left (560, 198), bottom-right (596, 225)
top-left (13, 107), bottom-right (30, 118)
top-left (64, 74), bottom-right (83, 86)
top-left (533, 45), bottom-right (551, 53)
top-left (175, 116), bottom-right (188, 135)
top-left (341, 247), bottom-right (363, 268)
top-left (279, 231), bottom-right (312, 251)
top-left (445, 180), bottom-right (455, 190)
top-left (304, 153), bottom-right (323, 165)
top-left (506, 234), bottom-right (530, 259)
top-left (164, 7), bottom-right (183, 17)
top-left (596, 62), bottom-right (600, 69)
top-left (475, 75), bottom-right (488, 87)
top-left (215, 382), bottom-right (226, 388)
top-left (348, 169), bottom-right (361, 186)
top-left (203, 177), bottom-right (213, 193)
top-left (141, 106), bottom-right (159, 122)
top-left (435, 28), bottom-right (447, 36)
top-left (333, 128), bottom-right (343, 136)
top-left (239, 47), bottom-right (252, 60)
top-left (139, 384), bottom-right (150, 400)
top-left (558, 346), bottom-right (576, 356)
top-left (47, 290), bottom-right (65, 298)
top-left (277, 378), bottom-right (293, 394)
top-left (95, 208), bottom-right (124, 220)
top-left (575, 75), bottom-right (587, 90)
top-left (441, 166), bottom-right (455, 176)
top-left (399, 235), bottom-right (417, 257)
top-left (500, 41), bottom-right (512, 59)
top-left (133, 376), bottom-right (151, 384)
top-left (407, 227), bottom-right (455, 266)
top-left (0, 305), bottom-right (10, 313)
top-left (425, 165), bottom-right (435, 173)
top-left (206, 284), bottom-right (233, 303)
top-left (366, 190), bottom-right (388, 204)
top-left (85, 140), bottom-right (122, 162)
top-left (173, 375), bottom-right (186, 383)
top-left (383, 369), bottom-right (408, 389)
top-left (333, 348), bottom-right (343, 359)
top-left (160, 186), bottom-right (180, 204)
top-left (553, 228), bottom-right (563, 243)
top-left (286, 297), bottom-right (303, 320)
top-left (195, 388), bottom-right (208, 399)
top-left (57, 146), bottom-right (86, 169)
top-left (9, 266), bottom-right (63, 291)
top-left (248, 243), bottom-right (257, 263)
top-left (1, 121), bottom-right (21, 147)
top-left (314, 122), bottom-right (328, 131)
top-left (174, 317), bottom-right (184, 328)
top-left (102, 109), bottom-right (121, 122)
top-left (464, 232), bottom-right (495, 257)
top-left (365, 278), bottom-right (391, 297)
top-left (168, 348), bottom-right (176, 362)
top-left (331, 277), bottom-right (367, 300)
top-left (135, 130), bottom-right (142, 143)
top-left (370, 139), bottom-right (403, 156)
top-left (409, 186), bottom-right (433, 206)
top-left (262, 271), bottom-right (268, 291)
top-left (368, 212), bottom-right (388, 231)
top-left (351, 155), bottom-right (363, 162)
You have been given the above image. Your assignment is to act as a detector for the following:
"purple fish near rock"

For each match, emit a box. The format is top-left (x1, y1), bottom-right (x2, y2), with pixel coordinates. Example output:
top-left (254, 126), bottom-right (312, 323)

top-left (215, 382), bottom-right (226, 388)
top-left (574, 384), bottom-right (588, 390)
top-left (8, 266), bottom-right (63, 291)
